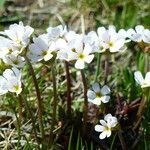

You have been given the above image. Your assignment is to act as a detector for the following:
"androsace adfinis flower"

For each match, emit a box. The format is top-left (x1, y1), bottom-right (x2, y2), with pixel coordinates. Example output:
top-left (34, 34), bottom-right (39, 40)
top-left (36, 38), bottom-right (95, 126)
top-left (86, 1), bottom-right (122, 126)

top-left (85, 26), bottom-right (126, 53)
top-left (143, 29), bottom-right (150, 44)
top-left (0, 21), bottom-right (34, 54)
top-left (28, 34), bottom-right (58, 62)
top-left (127, 25), bottom-right (150, 44)
top-left (87, 83), bottom-right (110, 105)
top-left (67, 39), bottom-right (94, 69)
top-left (46, 25), bottom-right (67, 41)
top-left (0, 67), bottom-right (22, 95)
top-left (95, 114), bottom-right (118, 139)
top-left (134, 71), bottom-right (150, 88)
top-left (0, 36), bottom-right (15, 58)
top-left (3, 54), bottom-right (25, 68)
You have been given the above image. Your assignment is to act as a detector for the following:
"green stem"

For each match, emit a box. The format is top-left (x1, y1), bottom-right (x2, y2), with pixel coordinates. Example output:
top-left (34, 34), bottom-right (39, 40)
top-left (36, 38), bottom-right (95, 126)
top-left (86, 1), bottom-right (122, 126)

top-left (110, 133), bottom-right (117, 150)
top-left (94, 53), bottom-right (101, 82)
top-left (20, 94), bottom-right (39, 148)
top-left (145, 53), bottom-right (149, 72)
top-left (81, 70), bottom-right (88, 130)
top-left (25, 56), bottom-right (45, 140)
top-left (65, 61), bottom-right (72, 114)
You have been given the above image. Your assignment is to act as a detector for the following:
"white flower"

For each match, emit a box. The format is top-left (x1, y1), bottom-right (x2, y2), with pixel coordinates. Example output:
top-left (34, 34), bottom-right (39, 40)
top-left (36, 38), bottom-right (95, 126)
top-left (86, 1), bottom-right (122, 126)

top-left (64, 31), bottom-right (79, 42)
top-left (143, 29), bottom-right (150, 44)
top-left (3, 54), bottom-right (25, 68)
top-left (47, 25), bottom-right (67, 41)
top-left (56, 31), bottom-right (82, 61)
top-left (104, 114), bottom-right (118, 127)
top-left (88, 26), bottom-right (125, 53)
top-left (0, 76), bottom-right (8, 95)
top-left (28, 34), bottom-right (57, 62)
top-left (134, 71), bottom-right (150, 88)
top-left (87, 83), bottom-right (110, 105)
top-left (0, 37), bottom-right (14, 58)
top-left (127, 25), bottom-right (149, 43)
top-left (0, 21), bottom-right (34, 53)
top-left (67, 39), bottom-right (94, 69)
top-left (0, 68), bottom-right (22, 95)
top-left (95, 114), bottom-right (118, 139)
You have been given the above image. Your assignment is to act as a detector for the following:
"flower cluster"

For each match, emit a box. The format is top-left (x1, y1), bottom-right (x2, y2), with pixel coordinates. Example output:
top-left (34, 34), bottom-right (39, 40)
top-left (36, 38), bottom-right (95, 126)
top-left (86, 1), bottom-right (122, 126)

top-left (87, 83), bottom-right (118, 139)
top-left (0, 22), bottom-right (149, 142)
top-left (0, 22), bottom-right (34, 95)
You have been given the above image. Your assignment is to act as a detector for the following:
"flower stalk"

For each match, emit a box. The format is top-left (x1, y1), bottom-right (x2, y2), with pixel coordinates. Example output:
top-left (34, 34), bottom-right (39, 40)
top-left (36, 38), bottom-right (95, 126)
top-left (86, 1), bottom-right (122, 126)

top-left (25, 56), bottom-right (45, 140)
top-left (81, 70), bottom-right (88, 129)
top-left (20, 94), bottom-right (39, 147)
top-left (49, 63), bottom-right (58, 145)
top-left (64, 61), bottom-right (72, 114)
top-left (94, 53), bottom-right (101, 82)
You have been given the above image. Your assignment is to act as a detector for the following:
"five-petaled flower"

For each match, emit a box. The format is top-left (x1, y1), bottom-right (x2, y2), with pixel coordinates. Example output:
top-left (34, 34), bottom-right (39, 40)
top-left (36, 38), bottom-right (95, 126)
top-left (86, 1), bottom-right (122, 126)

top-left (0, 67), bottom-right (22, 95)
top-left (95, 114), bottom-right (118, 139)
top-left (87, 83), bottom-right (111, 105)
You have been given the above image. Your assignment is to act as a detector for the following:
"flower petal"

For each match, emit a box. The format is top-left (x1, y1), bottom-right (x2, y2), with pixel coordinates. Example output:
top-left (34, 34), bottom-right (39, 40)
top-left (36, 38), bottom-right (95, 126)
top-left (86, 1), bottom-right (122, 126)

top-left (106, 130), bottom-right (111, 137)
top-left (75, 59), bottom-right (85, 69)
top-left (92, 83), bottom-right (101, 93)
top-left (101, 96), bottom-right (110, 103)
top-left (99, 131), bottom-right (107, 139)
top-left (84, 55), bottom-right (94, 63)
top-left (134, 71), bottom-right (144, 85)
top-left (95, 125), bottom-right (104, 132)
top-left (100, 120), bottom-right (107, 126)
top-left (101, 85), bottom-right (110, 95)
top-left (92, 97), bottom-right (102, 105)
top-left (145, 72), bottom-right (150, 82)
top-left (87, 90), bottom-right (96, 100)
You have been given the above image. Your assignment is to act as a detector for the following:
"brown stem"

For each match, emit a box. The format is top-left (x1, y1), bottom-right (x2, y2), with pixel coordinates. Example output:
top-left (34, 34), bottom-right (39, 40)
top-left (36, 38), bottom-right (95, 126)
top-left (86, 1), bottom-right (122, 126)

top-left (81, 70), bottom-right (88, 130)
top-left (64, 61), bottom-right (72, 114)
top-left (104, 56), bottom-right (109, 84)
top-left (49, 65), bottom-right (58, 145)
top-left (118, 131), bottom-right (127, 150)
top-left (133, 96), bottom-right (147, 130)
top-left (18, 95), bottom-right (23, 123)
top-left (25, 56), bottom-right (45, 140)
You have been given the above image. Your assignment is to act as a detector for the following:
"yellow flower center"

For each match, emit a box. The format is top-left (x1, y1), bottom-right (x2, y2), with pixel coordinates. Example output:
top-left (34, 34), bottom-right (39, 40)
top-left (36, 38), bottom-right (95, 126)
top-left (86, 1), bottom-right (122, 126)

top-left (71, 48), bottom-right (76, 52)
top-left (104, 126), bottom-right (110, 132)
top-left (14, 85), bottom-right (20, 91)
top-left (78, 53), bottom-right (85, 59)
top-left (16, 39), bottom-right (21, 44)
top-left (99, 46), bottom-right (104, 50)
top-left (96, 92), bottom-right (102, 98)
top-left (13, 60), bottom-right (19, 65)
top-left (108, 42), bottom-right (113, 47)
top-left (42, 50), bottom-right (48, 56)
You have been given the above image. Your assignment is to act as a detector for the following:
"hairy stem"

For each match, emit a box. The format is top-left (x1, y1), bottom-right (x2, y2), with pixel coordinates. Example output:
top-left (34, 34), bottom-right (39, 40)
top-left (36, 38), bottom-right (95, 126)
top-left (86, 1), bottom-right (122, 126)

top-left (18, 95), bottom-right (23, 124)
top-left (81, 70), bottom-right (88, 129)
top-left (25, 56), bottom-right (45, 140)
top-left (49, 64), bottom-right (58, 145)
top-left (65, 61), bottom-right (72, 114)
top-left (104, 56), bottom-right (109, 84)
top-left (118, 131), bottom-right (126, 150)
